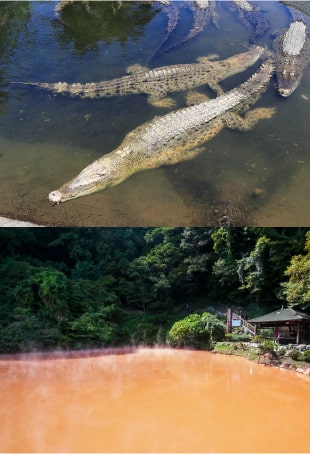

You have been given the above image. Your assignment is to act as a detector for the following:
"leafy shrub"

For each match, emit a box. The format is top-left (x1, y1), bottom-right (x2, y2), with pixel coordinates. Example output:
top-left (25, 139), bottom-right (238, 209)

top-left (225, 333), bottom-right (252, 342)
top-left (168, 313), bottom-right (211, 350)
top-left (259, 328), bottom-right (274, 339)
top-left (303, 350), bottom-right (310, 363)
top-left (201, 312), bottom-right (226, 343)
top-left (289, 349), bottom-right (303, 361)
top-left (260, 339), bottom-right (276, 355)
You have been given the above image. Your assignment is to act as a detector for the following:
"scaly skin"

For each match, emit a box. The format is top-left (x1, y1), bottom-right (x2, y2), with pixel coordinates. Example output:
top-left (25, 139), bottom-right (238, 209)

top-left (16, 46), bottom-right (265, 105)
top-left (48, 59), bottom-right (275, 204)
top-left (273, 20), bottom-right (310, 96)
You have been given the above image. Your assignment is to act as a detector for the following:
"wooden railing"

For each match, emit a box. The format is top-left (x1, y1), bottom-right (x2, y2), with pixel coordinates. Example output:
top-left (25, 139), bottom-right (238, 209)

top-left (232, 312), bottom-right (256, 336)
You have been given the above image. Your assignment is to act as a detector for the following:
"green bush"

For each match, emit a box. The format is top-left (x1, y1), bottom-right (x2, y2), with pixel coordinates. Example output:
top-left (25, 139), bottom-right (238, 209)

top-left (260, 339), bottom-right (276, 355)
top-left (201, 312), bottom-right (226, 343)
top-left (168, 313), bottom-right (211, 350)
top-left (225, 333), bottom-right (252, 342)
top-left (290, 349), bottom-right (303, 361)
top-left (258, 328), bottom-right (274, 339)
top-left (302, 350), bottom-right (310, 363)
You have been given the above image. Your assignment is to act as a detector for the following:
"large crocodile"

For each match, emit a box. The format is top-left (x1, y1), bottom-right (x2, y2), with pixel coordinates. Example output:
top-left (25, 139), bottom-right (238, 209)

top-left (16, 46), bottom-right (265, 106)
top-left (273, 19), bottom-right (310, 96)
top-left (48, 59), bottom-right (275, 204)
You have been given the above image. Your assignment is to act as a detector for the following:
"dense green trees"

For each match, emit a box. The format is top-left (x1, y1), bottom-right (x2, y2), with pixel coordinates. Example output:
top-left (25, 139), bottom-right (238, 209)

top-left (281, 231), bottom-right (310, 310)
top-left (0, 227), bottom-right (309, 353)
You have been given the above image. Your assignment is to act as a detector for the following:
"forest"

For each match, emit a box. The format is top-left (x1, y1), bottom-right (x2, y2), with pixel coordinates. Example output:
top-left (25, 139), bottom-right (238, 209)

top-left (0, 227), bottom-right (309, 353)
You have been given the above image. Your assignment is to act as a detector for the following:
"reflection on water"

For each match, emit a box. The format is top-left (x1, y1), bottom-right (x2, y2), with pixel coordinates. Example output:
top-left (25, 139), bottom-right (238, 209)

top-left (0, 1), bottom-right (309, 225)
top-left (0, 348), bottom-right (309, 452)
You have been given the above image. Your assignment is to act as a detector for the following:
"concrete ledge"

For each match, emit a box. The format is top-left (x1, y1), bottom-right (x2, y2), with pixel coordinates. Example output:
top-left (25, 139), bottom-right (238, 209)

top-left (0, 216), bottom-right (43, 227)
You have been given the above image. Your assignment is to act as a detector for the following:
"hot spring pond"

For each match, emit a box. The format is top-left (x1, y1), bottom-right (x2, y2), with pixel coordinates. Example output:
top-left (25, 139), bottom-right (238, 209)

top-left (0, 348), bottom-right (309, 452)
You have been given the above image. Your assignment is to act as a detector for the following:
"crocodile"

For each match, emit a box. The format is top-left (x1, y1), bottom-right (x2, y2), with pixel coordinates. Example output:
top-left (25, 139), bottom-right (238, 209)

top-left (48, 59), bottom-right (275, 204)
top-left (15, 46), bottom-right (265, 106)
top-left (151, 0), bottom-right (180, 57)
top-left (281, 1), bottom-right (310, 18)
top-left (273, 19), bottom-right (310, 96)
top-left (223, 1), bottom-right (269, 43)
top-left (163, 0), bottom-right (219, 53)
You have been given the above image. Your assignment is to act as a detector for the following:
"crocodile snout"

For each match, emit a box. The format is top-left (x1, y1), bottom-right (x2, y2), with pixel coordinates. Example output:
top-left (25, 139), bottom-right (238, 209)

top-left (48, 190), bottom-right (63, 204)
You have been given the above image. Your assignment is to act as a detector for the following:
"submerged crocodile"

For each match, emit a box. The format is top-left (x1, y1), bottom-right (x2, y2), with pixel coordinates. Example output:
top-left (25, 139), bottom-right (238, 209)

top-left (224, 1), bottom-right (269, 43)
top-left (281, 1), bottom-right (310, 18)
top-left (48, 59), bottom-right (275, 204)
top-left (151, 0), bottom-right (180, 57)
top-left (16, 46), bottom-right (265, 106)
top-left (163, 0), bottom-right (219, 53)
top-left (273, 19), bottom-right (310, 96)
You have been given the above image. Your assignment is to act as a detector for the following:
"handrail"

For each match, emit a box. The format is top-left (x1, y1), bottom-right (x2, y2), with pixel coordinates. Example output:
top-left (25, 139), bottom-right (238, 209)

top-left (232, 312), bottom-right (256, 336)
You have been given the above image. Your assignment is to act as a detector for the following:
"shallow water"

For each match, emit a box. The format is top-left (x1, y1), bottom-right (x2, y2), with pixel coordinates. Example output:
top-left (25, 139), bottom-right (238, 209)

top-left (0, 348), bottom-right (309, 452)
top-left (0, 1), bottom-right (309, 226)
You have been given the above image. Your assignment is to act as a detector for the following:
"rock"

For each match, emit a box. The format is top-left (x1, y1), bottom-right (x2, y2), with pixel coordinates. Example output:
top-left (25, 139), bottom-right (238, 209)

top-left (304, 368), bottom-right (310, 375)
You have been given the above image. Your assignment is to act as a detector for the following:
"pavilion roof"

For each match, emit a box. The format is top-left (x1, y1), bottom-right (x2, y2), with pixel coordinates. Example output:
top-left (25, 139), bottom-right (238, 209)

top-left (249, 307), bottom-right (310, 324)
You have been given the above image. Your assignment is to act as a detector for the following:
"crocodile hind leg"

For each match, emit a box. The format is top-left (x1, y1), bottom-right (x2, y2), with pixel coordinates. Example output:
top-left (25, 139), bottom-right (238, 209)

top-left (223, 107), bottom-right (276, 131)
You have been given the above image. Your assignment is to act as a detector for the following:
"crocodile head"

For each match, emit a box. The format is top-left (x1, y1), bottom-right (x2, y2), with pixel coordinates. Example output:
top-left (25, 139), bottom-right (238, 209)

top-left (276, 66), bottom-right (302, 97)
top-left (48, 153), bottom-right (126, 204)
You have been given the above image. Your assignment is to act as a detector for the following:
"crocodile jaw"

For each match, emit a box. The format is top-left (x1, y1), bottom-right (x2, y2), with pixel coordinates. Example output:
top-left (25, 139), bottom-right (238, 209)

top-left (277, 73), bottom-right (302, 97)
top-left (48, 190), bottom-right (63, 204)
top-left (48, 153), bottom-right (125, 203)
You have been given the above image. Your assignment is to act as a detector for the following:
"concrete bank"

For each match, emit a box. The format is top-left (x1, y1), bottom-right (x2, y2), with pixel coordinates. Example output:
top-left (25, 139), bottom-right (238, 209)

top-left (0, 216), bottom-right (43, 227)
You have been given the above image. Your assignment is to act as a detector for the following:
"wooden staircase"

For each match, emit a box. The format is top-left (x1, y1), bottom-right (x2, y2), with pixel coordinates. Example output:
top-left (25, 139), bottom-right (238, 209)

top-left (232, 312), bottom-right (256, 336)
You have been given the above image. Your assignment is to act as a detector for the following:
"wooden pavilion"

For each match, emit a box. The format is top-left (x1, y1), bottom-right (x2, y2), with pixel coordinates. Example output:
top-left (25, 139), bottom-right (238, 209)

top-left (249, 307), bottom-right (310, 344)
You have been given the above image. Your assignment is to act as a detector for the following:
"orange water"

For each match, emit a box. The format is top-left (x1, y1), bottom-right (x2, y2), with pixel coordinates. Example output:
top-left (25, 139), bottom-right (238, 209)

top-left (0, 348), bottom-right (309, 453)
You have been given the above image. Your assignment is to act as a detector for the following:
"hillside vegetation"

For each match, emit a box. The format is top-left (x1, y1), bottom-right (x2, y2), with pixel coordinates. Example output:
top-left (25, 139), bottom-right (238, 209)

top-left (0, 227), bottom-right (309, 353)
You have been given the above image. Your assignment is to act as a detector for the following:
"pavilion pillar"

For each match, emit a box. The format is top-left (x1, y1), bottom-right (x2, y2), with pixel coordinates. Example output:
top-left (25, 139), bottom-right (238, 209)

top-left (296, 323), bottom-right (300, 344)
top-left (227, 308), bottom-right (232, 334)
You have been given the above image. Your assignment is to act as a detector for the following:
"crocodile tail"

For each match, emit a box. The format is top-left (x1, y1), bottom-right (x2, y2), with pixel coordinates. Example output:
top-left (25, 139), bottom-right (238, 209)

top-left (238, 58), bottom-right (275, 96)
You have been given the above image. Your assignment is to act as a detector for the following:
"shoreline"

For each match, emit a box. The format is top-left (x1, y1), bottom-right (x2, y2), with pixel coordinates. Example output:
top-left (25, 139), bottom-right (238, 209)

top-left (213, 342), bottom-right (310, 378)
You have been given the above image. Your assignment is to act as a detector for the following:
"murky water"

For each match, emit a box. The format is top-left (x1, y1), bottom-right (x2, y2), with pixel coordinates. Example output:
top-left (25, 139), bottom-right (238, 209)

top-left (0, 348), bottom-right (309, 452)
top-left (0, 1), bottom-right (309, 226)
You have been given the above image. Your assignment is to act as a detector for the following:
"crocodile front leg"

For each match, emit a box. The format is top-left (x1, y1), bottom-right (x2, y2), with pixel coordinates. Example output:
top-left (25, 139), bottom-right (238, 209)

top-left (148, 93), bottom-right (177, 108)
top-left (223, 107), bottom-right (276, 131)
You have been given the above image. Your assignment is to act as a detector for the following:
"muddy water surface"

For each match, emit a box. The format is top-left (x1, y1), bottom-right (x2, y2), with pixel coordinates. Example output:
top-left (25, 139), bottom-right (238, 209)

top-left (0, 348), bottom-right (309, 453)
